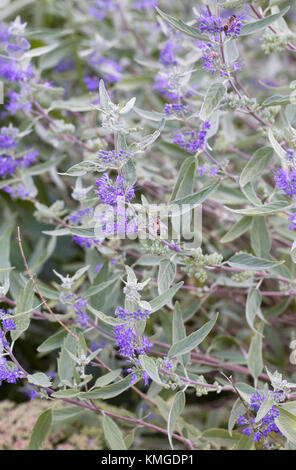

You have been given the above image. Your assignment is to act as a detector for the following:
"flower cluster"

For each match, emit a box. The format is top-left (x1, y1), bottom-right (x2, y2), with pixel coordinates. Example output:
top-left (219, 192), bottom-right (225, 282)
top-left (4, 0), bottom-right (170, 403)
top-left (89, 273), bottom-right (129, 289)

top-left (87, 52), bottom-right (123, 84)
top-left (97, 149), bottom-right (132, 168)
top-left (87, 0), bottom-right (115, 21)
top-left (113, 307), bottom-right (151, 385)
top-left (68, 208), bottom-right (93, 224)
top-left (273, 166), bottom-right (296, 199)
top-left (0, 310), bottom-right (16, 331)
top-left (95, 173), bottom-right (135, 205)
top-left (237, 393), bottom-right (282, 444)
top-left (173, 121), bottom-right (211, 153)
top-left (163, 103), bottom-right (187, 115)
top-left (115, 306), bottom-right (150, 322)
top-left (70, 299), bottom-right (89, 327)
top-left (0, 18), bottom-right (33, 83)
top-left (0, 358), bottom-right (22, 385)
top-left (133, 0), bottom-right (158, 10)
top-left (72, 236), bottom-right (101, 249)
top-left (159, 40), bottom-right (179, 67)
top-left (198, 11), bottom-right (242, 40)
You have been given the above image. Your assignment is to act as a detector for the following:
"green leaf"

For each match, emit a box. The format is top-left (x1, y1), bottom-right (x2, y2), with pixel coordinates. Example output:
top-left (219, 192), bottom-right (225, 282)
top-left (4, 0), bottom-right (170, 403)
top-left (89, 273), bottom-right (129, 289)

top-left (275, 407), bottom-right (296, 445)
top-left (93, 369), bottom-right (122, 388)
top-left (150, 282), bottom-right (183, 313)
top-left (28, 409), bottom-right (52, 450)
top-left (202, 428), bottom-right (241, 447)
top-left (0, 225), bottom-right (13, 294)
top-left (11, 280), bottom-right (35, 341)
top-left (50, 97), bottom-right (94, 112)
top-left (262, 95), bottom-right (290, 107)
top-left (37, 329), bottom-right (67, 353)
top-left (103, 415), bottom-right (127, 450)
top-left (200, 83), bottom-right (226, 121)
top-left (80, 375), bottom-right (133, 399)
top-left (240, 147), bottom-right (274, 187)
top-left (168, 391), bottom-right (185, 449)
top-left (27, 372), bottom-right (52, 388)
top-left (51, 389), bottom-right (80, 398)
top-left (170, 156), bottom-right (196, 202)
top-left (228, 399), bottom-right (246, 436)
top-left (250, 217), bottom-right (271, 257)
top-left (139, 355), bottom-right (163, 385)
top-left (57, 333), bottom-right (77, 384)
top-left (156, 8), bottom-right (208, 41)
top-left (227, 253), bottom-right (284, 271)
top-left (173, 302), bottom-right (190, 366)
top-left (246, 288), bottom-right (263, 334)
top-left (235, 383), bottom-right (257, 403)
top-left (255, 397), bottom-right (274, 423)
top-left (25, 155), bottom-right (66, 176)
top-left (24, 43), bottom-right (58, 58)
top-left (291, 240), bottom-right (296, 264)
top-left (86, 304), bottom-right (125, 326)
top-left (84, 275), bottom-right (121, 298)
top-left (240, 7), bottom-right (290, 36)
top-left (241, 183), bottom-right (262, 206)
top-left (248, 332), bottom-right (263, 380)
top-left (226, 200), bottom-right (290, 216)
top-left (59, 160), bottom-right (100, 177)
top-left (268, 128), bottom-right (286, 162)
top-left (221, 216), bottom-right (252, 243)
top-left (158, 258), bottom-right (176, 296)
top-left (168, 313), bottom-right (218, 358)
top-left (169, 180), bottom-right (221, 212)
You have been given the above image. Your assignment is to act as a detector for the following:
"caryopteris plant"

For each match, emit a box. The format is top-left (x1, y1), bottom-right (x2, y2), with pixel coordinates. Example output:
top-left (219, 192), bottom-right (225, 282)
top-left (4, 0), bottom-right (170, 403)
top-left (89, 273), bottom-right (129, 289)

top-left (0, 0), bottom-right (296, 451)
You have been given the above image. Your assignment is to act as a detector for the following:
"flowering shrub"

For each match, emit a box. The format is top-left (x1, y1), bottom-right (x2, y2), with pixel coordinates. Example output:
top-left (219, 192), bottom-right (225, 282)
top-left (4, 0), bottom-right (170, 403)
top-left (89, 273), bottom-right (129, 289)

top-left (1, 0), bottom-right (296, 451)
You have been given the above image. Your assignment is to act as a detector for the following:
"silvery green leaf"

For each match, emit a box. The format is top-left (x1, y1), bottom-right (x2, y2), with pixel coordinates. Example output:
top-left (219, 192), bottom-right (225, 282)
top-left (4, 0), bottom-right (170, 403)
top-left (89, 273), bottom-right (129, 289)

top-left (156, 8), bottom-right (209, 41)
top-left (224, 40), bottom-right (239, 64)
top-left (239, 147), bottom-right (274, 187)
top-left (80, 374), bottom-right (134, 399)
top-left (291, 240), bottom-right (296, 263)
top-left (92, 369), bottom-right (121, 389)
top-left (157, 258), bottom-right (176, 296)
top-left (103, 415), bottom-right (127, 450)
top-left (245, 288), bottom-right (263, 335)
top-left (240, 7), bottom-right (290, 36)
top-left (57, 333), bottom-right (77, 385)
top-left (168, 313), bottom-right (218, 358)
top-left (28, 409), bottom-right (52, 450)
top-left (248, 331), bottom-right (264, 380)
top-left (200, 83), bottom-right (226, 121)
top-left (226, 200), bottom-right (291, 216)
top-left (221, 216), bottom-right (252, 244)
top-left (24, 43), bottom-right (58, 58)
top-left (255, 397), bottom-right (274, 423)
top-left (86, 304), bottom-right (125, 326)
top-left (228, 253), bottom-right (284, 271)
top-left (11, 280), bottom-right (35, 341)
top-left (275, 407), bottom-right (296, 445)
top-left (139, 355), bottom-right (164, 385)
top-left (150, 282), bottom-right (183, 313)
top-left (173, 302), bottom-right (190, 366)
top-left (28, 372), bottom-right (52, 388)
top-left (268, 128), bottom-right (286, 162)
top-left (119, 97), bottom-right (136, 115)
top-left (37, 329), bottom-right (67, 353)
top-left (228, 399), bottom-right (246, 436)
top-left (99, 79), bottom-right (113, 111)
top-left (168, 391), bottom-right (185, 449)
top-left (250, 217), bottom-right (271, 258)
